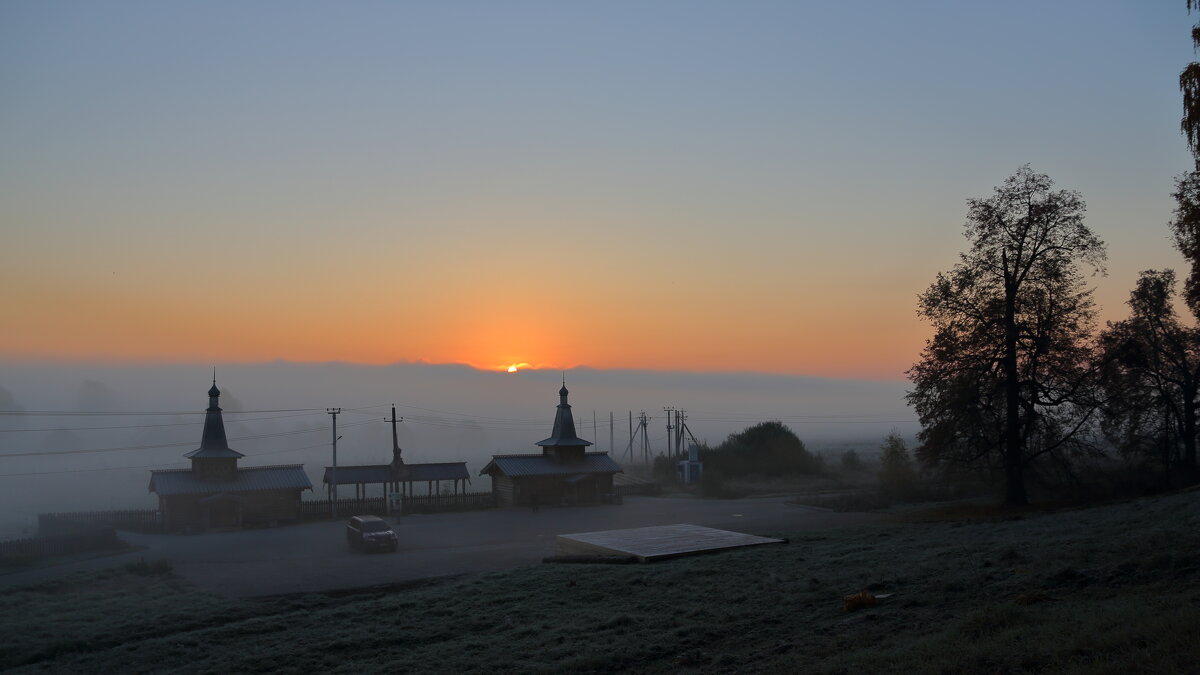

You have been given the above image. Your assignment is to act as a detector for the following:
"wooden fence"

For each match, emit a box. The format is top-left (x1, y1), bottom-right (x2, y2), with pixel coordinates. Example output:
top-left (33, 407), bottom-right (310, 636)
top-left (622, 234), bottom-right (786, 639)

top-left (615, 482), bottom-right (662, 498)
top-left (399, 491), bottom-right (496, 515)
top-left (300, 492), bottom-right (498, 519)
top-left (0, 528), bottom-right (126, 564)
top-left (299, 497), bottom-right (387, 519)
top-left (38, 509), bottom-right (163, 536)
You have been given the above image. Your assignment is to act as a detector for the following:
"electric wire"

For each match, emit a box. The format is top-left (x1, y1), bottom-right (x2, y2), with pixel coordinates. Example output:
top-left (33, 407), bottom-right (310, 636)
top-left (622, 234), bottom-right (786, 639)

top-left (0, 419), bottom-right (377, 459)
top-left (0, 408), bottom-right (329, 416)
top-left (0, 440), bottom-right (337, 477)
top-left (0, 410), bottom-right (322, 433)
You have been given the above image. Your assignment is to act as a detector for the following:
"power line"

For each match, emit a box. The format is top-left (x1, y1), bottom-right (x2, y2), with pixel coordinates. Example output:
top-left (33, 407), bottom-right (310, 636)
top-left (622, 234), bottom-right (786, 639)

top-left (0, 410), bottom-right (322, 433)
top-left (0, 419), bottom-right (377, 459)
top-left (0, 407), bottom-right (328, 417)
top-left (0, 440), bottom-right (335, 478)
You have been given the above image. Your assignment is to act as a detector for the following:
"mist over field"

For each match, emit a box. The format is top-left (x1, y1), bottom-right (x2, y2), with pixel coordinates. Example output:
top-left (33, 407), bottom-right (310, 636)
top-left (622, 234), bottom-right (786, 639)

top-left (0, 361), bottom-right (915, 536)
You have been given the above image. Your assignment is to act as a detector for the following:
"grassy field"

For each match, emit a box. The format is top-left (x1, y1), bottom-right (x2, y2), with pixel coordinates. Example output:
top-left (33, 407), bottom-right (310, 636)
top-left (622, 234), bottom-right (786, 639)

top-left (3, 490), bottom-right (1199, 674)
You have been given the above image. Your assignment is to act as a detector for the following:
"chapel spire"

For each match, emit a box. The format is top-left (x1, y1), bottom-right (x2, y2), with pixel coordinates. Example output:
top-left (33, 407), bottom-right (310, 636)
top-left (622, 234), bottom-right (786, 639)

top-left (185, 376), bottom-right (244, 461)
top-left (536, 379), bottom-right (591, 461)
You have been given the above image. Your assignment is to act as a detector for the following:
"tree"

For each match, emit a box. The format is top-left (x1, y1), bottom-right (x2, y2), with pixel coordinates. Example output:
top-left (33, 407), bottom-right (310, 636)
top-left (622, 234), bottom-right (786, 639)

top-left (1099, 270), bottom-right (1200, 484)
top-left (1171, 172), bottom-right (1200, 319)
top-left (1176, 5), bottom-right (1200, 318)
top-left (700, 421), bottom-right (822, 477)
top-left (1183, 2), bottom-right (1200, 164)
top-left (908, 166), bottom-right (1106, 506)
top-left (878, 432), bottom-right (918, 500)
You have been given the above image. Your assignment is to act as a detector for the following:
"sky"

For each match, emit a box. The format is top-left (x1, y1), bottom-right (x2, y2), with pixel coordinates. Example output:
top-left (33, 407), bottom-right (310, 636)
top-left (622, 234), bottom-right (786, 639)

top-left (0, 1), bottom-right (1195, 379)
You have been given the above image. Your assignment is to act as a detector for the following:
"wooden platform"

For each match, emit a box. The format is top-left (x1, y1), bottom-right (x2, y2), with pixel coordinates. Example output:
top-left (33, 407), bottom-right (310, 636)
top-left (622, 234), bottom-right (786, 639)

top-left (556, 523), bottom-right (785, 562)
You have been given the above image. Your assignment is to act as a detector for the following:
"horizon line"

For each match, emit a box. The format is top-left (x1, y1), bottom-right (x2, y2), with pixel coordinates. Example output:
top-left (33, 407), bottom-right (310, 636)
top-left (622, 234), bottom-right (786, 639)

top-left (0, 355), bottom-right (910, 384)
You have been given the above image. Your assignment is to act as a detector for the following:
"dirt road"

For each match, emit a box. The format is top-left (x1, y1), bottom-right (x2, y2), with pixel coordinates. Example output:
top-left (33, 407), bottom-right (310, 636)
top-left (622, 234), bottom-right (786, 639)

top-left (1, 496), bottom-right (884, 596)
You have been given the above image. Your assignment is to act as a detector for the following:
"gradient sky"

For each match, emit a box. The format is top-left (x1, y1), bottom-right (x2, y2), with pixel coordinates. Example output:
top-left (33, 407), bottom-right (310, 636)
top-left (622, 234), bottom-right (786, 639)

top-left (0, 1), bottom-right (1192, 379)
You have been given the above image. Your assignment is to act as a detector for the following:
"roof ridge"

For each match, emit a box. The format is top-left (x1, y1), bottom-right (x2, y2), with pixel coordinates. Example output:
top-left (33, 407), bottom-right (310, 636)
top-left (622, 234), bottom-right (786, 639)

top-left (239, 463), bottom-right (306, 470)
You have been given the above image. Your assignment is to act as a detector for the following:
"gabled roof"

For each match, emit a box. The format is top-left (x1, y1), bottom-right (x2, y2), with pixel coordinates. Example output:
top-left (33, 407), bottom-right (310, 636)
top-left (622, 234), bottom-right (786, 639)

top-left (479, 452), bottom-right (623, 478)
top-left (322, 462), bottom-right (471, 486)
top-left (149, 464), bottom-right (311, 497)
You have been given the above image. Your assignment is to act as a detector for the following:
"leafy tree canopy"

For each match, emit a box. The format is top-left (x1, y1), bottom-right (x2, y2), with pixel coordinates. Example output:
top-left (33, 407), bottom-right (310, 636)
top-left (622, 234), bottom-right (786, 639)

top-left (701, 421), bottom-right (822, 477)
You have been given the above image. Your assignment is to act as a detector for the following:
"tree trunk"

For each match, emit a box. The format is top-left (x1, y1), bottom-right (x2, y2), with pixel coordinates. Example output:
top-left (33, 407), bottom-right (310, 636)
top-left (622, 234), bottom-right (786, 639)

top-left (1183, 382), bottom-right (1198, 484)
top-left (1003, 291), bottom-right (1028, 506)
top-left (1163, 406), bottom-right (1174, 491)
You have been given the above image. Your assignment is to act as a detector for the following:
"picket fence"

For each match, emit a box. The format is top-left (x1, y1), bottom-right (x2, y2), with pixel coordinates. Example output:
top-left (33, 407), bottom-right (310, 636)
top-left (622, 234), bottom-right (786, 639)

top-left (299, 497), bottom-right (387, 519)
top-left (0, 528), bottom-right (125, 564)
top-left (300, 491), bottom-right (497, 519)
top-left (398, 491), bottom-right (496, 514)
top-left (38, 509), bottom-right (163, 536)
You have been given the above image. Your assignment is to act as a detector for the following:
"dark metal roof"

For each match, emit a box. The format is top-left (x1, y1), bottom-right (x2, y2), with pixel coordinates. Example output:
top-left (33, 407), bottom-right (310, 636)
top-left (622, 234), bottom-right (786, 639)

top-left (479, 452), bottom-right (623, 478)
top-left (185, 379), bottom-right (244, 460)
top-left (535, 384), bottom-right (592, 448)
top-left (406, 463), bottom-right (471, 482)
top-left (322, 462), bottom-right (471, 486)
top-left (323, 465), bottom-right (393, 485)
top-left (148, 464), bottom-right (312, 497)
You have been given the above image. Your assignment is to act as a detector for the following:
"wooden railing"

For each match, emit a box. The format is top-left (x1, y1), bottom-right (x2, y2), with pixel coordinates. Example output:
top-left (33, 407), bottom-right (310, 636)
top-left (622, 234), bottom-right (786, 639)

top-left (38, 509), bottom-right (163, 536)
top-left (1, 528), bottom-right (126, 565)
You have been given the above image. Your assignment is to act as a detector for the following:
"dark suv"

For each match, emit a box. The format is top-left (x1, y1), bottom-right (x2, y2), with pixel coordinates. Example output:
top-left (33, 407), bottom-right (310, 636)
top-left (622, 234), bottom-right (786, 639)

top-left (345, 515), bottom-right (398, 552)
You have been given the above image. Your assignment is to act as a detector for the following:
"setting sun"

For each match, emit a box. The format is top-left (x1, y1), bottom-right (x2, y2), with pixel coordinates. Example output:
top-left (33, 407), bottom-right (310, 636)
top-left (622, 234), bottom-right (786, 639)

top-left (507, 365), bottom-right (518, 373)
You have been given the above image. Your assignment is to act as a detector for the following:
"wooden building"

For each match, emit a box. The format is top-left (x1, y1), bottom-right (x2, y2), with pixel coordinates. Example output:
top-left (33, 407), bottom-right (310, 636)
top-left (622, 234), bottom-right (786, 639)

top-left (322, 406), bottom-right (471, 500)
top-left (480, 383), bottom-right (622, 507)
top-left (148, 379), bottom-right (311, 532)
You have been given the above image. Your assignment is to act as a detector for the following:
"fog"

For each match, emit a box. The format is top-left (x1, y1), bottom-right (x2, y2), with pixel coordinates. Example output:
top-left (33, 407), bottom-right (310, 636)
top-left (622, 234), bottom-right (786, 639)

top-left (0, 361), bottom-right (915, 536)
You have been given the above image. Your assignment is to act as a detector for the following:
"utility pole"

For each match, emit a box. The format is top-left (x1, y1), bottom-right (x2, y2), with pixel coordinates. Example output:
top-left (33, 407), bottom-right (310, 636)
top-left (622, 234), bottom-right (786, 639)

top-left (389, 405), bottom-right (403, 458)
top-left (664, 406), bottom-right (675, 459)
top-left (628, 411), bottom-right (634, 462)
top-left (609, 411), bottom-right (614, 454)
top-left (639, 411), bottom-right (651, 464)
top-left (593, 410), bottom-right (597, 445)
top-left (327, 408), bottom-right (341, 519)
top-left (676, 409), bottom-right (687, 458)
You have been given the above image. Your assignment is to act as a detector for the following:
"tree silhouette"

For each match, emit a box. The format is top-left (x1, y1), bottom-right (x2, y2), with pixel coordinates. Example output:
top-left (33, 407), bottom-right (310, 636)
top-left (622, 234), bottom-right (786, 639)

top-left (1183, 2), bottom-right (1200, 163)
top-left (908, 166), bottom-right (1106, 506)
top-left (1098, 270), bottom-right (1200, 485)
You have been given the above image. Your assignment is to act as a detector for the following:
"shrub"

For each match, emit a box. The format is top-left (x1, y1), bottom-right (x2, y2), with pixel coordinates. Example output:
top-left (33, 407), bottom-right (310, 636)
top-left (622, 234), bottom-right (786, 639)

top-left (700, 470), bottom-right (734, 498)
top-left (651, 454), bottom-right (677, 482)
top-left (841, 450), bottom-right (863, 471)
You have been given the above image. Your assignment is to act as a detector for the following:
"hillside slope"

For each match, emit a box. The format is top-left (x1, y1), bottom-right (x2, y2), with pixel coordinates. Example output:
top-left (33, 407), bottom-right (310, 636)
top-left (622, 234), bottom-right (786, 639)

top-left (3, 490), bottom-right (1199, 673)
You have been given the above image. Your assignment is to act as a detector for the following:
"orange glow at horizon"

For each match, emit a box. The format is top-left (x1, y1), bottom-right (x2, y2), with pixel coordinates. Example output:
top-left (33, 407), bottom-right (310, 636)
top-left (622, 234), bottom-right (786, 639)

top-left (0, 228), bottom-right (935, 381)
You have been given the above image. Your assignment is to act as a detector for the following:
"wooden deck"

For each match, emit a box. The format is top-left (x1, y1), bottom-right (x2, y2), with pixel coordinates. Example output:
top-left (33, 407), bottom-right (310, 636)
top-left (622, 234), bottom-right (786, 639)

top-left (555, 523), bottom-right (785, 562)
